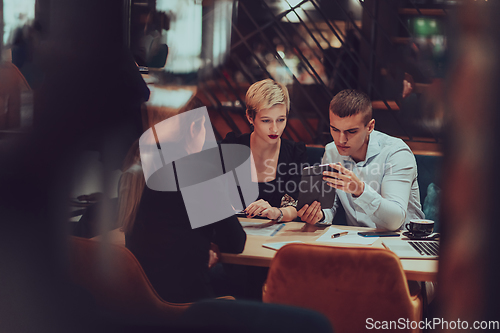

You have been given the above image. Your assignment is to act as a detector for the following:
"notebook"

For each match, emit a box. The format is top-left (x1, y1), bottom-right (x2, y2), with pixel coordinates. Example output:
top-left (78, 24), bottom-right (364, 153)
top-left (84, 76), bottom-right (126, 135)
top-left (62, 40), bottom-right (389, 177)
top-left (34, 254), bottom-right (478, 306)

top-left (382, 239), bottom-right (439, 259)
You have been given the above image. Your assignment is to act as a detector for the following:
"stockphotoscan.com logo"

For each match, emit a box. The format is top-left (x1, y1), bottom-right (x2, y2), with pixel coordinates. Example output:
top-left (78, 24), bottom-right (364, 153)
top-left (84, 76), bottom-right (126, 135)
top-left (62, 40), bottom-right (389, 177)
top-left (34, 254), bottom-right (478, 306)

top-left (139, 106), bottom-right (258, 229)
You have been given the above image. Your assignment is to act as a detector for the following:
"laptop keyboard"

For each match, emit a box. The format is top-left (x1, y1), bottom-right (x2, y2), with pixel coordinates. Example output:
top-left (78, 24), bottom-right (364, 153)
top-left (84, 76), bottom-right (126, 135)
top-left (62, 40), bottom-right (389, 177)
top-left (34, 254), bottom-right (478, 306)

top-left (409, 241), bottom-right (439, 256)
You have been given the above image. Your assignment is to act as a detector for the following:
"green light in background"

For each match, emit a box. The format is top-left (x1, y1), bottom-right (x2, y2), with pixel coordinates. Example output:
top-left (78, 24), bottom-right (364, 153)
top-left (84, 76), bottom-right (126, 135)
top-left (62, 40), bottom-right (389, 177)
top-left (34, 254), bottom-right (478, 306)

top-left (410, 17), bottom-right (442, 37)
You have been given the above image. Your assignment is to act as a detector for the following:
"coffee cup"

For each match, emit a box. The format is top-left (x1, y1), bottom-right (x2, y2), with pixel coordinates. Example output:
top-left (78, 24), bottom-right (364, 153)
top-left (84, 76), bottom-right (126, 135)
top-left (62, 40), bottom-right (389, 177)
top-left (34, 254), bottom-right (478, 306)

top-left (406, 219), bottom-right (434, 236)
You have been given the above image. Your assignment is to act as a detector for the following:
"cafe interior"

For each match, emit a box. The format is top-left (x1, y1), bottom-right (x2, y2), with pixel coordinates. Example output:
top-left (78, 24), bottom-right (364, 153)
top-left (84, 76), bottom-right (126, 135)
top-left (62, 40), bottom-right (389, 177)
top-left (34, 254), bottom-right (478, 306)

top-left (1, 0), bottom-right (500, 332)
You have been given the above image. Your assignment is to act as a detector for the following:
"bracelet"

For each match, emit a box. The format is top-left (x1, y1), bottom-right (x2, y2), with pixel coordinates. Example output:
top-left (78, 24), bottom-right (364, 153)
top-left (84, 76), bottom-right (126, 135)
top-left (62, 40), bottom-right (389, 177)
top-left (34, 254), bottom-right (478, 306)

top-left (273, 208), bottom-right (283, 223)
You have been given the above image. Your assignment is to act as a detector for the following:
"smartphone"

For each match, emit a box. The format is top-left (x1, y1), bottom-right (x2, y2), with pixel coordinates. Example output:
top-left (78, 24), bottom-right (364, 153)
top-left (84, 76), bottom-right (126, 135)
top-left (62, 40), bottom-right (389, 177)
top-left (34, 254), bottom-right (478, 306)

top-left (358, 231), bottom-right (400, 237)
top-left (234, 210), bottom-right (267, 219)
top-left (235, 210), bottom-right (247, 218)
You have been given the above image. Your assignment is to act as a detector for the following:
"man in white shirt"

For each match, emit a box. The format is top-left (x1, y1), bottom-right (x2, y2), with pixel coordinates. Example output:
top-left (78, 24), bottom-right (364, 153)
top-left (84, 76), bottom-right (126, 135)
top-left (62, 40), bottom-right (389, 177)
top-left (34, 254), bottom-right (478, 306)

top-left (298, 89), bottom-right (424, 230)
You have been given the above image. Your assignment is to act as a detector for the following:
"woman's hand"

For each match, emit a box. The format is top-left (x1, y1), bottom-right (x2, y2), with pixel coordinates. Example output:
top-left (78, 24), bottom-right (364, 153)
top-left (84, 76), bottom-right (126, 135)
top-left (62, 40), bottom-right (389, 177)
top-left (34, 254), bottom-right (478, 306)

top-left (245, 199), bottom-right (274, 218)
top-left (259, 207), bottom-right (282, 221)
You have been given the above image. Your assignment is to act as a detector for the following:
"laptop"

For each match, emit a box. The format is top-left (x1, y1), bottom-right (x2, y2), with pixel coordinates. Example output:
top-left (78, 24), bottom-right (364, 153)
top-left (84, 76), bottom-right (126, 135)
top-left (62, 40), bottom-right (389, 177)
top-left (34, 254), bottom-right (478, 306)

top-left (382, 239), bottom-right (439, 259)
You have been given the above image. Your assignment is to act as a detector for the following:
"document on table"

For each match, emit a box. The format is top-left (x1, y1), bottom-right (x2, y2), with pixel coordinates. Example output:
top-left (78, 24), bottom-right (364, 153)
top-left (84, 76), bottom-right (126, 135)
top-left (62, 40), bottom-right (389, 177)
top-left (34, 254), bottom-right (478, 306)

top-left (315, 227), bottom-right (379, 245)
top-left (240, 221), bottom-right (285, 236)
top-left (262, 240), bottom-right (304, 251)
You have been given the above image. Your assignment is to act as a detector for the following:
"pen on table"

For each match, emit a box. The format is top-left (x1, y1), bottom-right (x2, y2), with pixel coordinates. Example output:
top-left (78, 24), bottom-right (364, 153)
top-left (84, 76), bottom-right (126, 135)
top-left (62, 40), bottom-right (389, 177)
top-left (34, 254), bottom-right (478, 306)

top-left (271, 223), bottom-right (285, 236)
top-left (331, 231), bottom-right (349, 239)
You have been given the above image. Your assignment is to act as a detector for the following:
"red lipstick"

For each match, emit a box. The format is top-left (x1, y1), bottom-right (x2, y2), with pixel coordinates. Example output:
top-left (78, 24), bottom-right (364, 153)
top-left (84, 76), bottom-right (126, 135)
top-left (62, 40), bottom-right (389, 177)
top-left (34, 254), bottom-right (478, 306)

top-left (269, 135), bottom-right (279, 139)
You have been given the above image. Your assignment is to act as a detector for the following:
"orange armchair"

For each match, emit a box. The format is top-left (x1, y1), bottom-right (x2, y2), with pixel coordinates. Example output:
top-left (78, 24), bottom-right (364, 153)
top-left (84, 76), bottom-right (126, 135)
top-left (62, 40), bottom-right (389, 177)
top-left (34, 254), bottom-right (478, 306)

top-left (263, 244), bottom-right (422, 333)
top-left (0, 62), bottom-right (30, 129)
top-left (67, 236), bottom-right (233, 326)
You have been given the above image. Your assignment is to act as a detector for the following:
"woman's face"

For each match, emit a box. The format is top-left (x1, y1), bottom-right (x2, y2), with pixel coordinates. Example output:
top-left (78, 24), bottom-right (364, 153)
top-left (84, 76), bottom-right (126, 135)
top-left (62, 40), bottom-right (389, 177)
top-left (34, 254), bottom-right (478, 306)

top-left (250, 104), bottom-right (287, 145)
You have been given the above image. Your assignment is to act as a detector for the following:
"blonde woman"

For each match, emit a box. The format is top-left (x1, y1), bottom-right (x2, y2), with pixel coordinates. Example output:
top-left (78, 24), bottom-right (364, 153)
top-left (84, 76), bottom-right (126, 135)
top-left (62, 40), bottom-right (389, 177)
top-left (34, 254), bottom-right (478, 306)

top-left (222, 79), bottom-right (307, 222)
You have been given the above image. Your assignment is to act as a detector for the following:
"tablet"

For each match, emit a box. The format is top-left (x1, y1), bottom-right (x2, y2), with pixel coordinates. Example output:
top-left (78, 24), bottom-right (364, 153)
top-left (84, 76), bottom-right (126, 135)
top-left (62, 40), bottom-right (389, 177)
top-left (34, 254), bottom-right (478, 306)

top-left (296, 164), bottom-right (337, 211)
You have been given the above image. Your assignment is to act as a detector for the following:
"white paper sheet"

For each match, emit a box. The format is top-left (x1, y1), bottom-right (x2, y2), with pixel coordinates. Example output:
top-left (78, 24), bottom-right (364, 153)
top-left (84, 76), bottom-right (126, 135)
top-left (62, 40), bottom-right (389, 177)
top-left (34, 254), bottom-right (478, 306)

top-left (240, 221), bottom-right (285, 237)
top-left (262, 241), bottom-right (304, 251)
top-left (315, 227), bottom-right (379, 245)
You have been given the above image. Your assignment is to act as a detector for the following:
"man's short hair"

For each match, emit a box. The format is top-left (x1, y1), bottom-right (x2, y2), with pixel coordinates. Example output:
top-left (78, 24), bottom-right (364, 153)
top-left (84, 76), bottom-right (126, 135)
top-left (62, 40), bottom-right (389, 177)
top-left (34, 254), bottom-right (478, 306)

top-left (329, 89), bottom-right (372, 125)
top-left (246, 79), bottom-right (290, 120)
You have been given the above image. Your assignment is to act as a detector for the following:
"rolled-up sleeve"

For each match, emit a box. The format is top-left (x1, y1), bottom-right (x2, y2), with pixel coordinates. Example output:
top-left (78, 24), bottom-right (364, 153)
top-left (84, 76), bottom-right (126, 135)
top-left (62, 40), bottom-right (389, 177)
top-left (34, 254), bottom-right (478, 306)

top-left (322, 194), bottom-right (340, 224)
top-left (352, 148), bottom-right (416, 230)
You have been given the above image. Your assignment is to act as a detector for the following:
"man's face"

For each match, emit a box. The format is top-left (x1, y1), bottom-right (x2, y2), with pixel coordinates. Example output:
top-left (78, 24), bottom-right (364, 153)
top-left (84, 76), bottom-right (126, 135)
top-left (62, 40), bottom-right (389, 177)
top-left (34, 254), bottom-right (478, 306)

top-left (329, 112), bottom-right (375, 162)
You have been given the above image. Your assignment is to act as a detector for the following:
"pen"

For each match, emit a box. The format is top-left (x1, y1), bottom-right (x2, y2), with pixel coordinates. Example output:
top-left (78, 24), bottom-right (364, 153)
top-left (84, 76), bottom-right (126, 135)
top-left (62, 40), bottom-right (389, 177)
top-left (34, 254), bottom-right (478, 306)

top-left (331, 231), bottom-right (348, 238)
top-left (271, 223), bottom-right (285, 236)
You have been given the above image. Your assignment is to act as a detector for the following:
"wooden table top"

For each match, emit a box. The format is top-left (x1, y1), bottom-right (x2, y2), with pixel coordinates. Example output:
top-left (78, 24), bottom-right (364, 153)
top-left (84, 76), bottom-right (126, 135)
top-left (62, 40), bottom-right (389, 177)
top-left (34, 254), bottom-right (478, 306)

top-left (221, 218), bottom-right (438, 282)
top-left (91, 218), bottom-right (438, 282)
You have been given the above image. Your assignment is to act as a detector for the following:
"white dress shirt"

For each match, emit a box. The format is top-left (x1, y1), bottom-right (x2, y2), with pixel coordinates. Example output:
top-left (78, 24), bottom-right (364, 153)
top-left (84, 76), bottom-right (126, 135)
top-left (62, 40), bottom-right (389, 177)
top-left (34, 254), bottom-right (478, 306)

top-left (322, 130), bottom-right (424, 230)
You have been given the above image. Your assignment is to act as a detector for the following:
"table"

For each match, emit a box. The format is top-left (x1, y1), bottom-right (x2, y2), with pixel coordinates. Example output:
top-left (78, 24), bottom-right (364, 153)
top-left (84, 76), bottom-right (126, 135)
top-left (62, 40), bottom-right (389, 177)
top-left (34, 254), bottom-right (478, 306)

top-left (91, 218), bottom-right (438, 282)
top-left (220, 218), bottom-right (438, 282)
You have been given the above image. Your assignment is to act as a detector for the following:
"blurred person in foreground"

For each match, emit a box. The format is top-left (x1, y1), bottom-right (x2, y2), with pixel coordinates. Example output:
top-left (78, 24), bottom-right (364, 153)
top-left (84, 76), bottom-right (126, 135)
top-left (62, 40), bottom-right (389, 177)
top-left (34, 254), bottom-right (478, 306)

top-left (123, 97), bottom-right (246, 303)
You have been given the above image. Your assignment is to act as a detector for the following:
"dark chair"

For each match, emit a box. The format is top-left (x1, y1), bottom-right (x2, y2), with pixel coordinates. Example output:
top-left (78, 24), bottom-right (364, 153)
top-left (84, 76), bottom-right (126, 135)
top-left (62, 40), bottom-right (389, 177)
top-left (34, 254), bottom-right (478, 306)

top-left (413, 153), bottom-right (442, 204)
top-left (179, 299), bottom-right (334, 333)
top-left (147, 44), bottom-right (168, 68)
top-left (414, 153), bottom-right (442, 230)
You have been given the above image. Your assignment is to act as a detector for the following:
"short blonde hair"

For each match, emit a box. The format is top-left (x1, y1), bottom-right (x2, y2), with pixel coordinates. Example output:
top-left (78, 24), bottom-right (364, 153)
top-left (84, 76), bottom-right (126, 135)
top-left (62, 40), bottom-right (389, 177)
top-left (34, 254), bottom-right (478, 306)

top-left (246, 79), bottom-right (290, 120)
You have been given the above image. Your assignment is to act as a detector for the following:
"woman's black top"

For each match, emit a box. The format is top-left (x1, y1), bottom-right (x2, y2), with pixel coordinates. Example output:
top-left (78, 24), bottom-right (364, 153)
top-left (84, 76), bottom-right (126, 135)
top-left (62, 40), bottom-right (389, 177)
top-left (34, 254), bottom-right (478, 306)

top-left (125, 186), bottom-right (246, 303)
top-left (222, 132), bottom-right (308, 208)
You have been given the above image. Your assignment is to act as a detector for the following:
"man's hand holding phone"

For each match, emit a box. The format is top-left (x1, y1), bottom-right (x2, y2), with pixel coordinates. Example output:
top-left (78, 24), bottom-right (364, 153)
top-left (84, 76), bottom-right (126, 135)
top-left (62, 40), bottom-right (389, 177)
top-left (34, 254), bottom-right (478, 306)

top-left (323, 163), bottom-right (365, 198)
top-left (297, 201), bottom-right (324, 225)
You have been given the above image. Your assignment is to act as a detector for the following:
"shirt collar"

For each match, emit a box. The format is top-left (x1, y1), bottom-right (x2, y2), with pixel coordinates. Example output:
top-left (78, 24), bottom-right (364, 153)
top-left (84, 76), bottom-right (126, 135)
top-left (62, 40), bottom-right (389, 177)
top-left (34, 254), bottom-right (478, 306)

top-left (344, 132), bottom-right (381, 166)
top-left (363, 132), bottom-right (381, 164)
